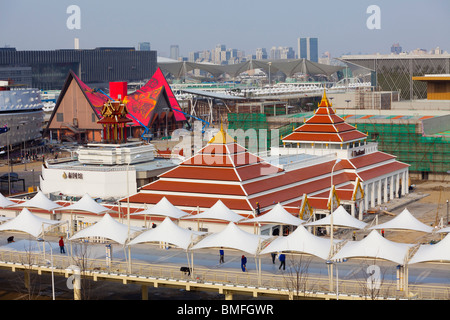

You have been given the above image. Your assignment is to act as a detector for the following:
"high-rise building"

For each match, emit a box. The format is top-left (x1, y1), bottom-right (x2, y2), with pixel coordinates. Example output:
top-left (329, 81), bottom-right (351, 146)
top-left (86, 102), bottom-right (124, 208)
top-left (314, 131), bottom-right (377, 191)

top-left (297, 37), bottom-right (318, 62)
top-left (280, 47), bottom-right (295, 59)
top-left (0, 48), bottom-right (157, 90)
top-left (170, 45), bottom-right (179, 60)
top-left (256, 48), bottom-right (268, 60)
top-left (138, 42), bottom-right (151, 51)
top-left (391, 43), bottom-right (402, 55)
top-left (188, 51), bottom-right (200, 62)
top-left (270, 47), bottom-right (295, 60)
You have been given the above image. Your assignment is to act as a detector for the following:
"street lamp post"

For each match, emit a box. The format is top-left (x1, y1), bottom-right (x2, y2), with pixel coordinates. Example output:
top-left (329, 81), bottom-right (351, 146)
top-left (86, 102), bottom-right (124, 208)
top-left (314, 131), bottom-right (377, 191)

top-left (329, 158), bottom-right (341, 292)
top-left (37, 238), bottom-right (55, 300)
top-left (126, 154), bottom-right (141, 273)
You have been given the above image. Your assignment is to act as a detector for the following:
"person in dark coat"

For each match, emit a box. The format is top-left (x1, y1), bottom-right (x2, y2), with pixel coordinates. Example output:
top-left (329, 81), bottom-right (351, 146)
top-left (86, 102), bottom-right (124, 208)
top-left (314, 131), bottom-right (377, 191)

top-left (279, 253), bottom-right (286, 270)
top-left (241, 255), bottom-right (247, 272)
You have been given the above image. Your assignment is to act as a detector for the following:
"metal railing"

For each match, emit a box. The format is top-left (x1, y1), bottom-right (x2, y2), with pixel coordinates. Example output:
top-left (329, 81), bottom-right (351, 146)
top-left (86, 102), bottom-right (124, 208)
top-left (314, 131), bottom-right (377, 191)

top-left (0, 249), bottom-right (448, 300)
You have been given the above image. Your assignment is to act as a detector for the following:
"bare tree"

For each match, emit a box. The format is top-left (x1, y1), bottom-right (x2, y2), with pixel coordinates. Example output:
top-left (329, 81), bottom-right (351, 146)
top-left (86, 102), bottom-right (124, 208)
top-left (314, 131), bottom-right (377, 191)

top-left (14, 238), bottom-right (42, 300)
top-left (356, 259), bottom-right (394, 300)
top-left (282, 254), bottom-right (315, 299)
top-left (69, 241), bottom-right (95, 300)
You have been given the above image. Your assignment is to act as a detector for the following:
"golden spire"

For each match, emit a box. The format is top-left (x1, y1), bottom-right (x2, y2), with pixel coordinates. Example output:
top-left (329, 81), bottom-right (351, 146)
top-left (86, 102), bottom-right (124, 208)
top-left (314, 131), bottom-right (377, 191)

top-left (208, 121), bottom-right (235, 144)
top-left (318, 87), bottom-right (332, 108)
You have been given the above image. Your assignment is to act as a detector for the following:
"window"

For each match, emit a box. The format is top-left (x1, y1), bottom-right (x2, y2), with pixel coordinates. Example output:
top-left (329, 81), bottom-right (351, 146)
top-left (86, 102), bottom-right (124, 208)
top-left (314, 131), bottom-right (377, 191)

top-left (56, 113), bottom-right (64, 122)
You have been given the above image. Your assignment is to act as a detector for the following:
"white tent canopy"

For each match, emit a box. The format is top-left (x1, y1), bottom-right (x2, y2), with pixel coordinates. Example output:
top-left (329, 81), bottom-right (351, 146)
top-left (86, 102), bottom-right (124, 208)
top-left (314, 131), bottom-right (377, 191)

top-left (128, 217), bottom-right (205, 250)
top-left (260, 225), bottom-right (338, 260)
top-left (191, 222), bottom-right (266, 255)
top-left (12, 191), bottom-right (62, 211)
top-left (182, 200), bottom-right (245, 223)
top-left (56, 193), bottom-right (110, 214)
top-left (331, 230), bottom-right (415, 265)
top-left (437, 226), bottom-right (450, 234)
top-left (0, 193), bottom-right (15, 208)
top-left (69, 213), bottom-right (142, 245)
top-left (304, 205), bottom-right (367, 229)
top-left (369, 208), bottom-right (434, 233)
top-left (243, 203), bottom-right (305, 226)
top-left (408, 233), bottom-right (450, 264)
top-left (130, 197), bottom-right (187, 219)
top-left (0, 208), bottom-right (62, 238)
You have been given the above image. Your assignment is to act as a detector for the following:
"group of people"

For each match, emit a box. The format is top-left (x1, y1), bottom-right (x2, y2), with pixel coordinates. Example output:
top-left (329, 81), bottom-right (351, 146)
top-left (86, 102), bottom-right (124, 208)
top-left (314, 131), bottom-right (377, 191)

top-left (219, 249), bottom-right (287, 272)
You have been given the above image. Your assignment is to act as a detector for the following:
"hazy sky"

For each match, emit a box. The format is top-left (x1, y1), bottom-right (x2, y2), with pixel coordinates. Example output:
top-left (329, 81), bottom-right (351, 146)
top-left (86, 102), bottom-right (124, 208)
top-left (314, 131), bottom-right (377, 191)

top-left (1, 0), bottom-right (449, 58)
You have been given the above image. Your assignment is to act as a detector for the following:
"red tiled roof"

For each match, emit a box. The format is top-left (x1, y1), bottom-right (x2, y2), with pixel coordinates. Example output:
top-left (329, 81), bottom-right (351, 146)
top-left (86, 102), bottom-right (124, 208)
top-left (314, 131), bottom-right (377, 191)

top-left (141, 180), bottom-right (247, 196)
top-left (161, 166), bottom-right (241, 181)
top-left (283, 91), bottom-right (367, 144)
top-left (126, 193), bottom-right (253, 212)
top-left (181, 152), bottom-right (263, 167)
top-left (349, 152), bottom-right (395, 169)
top-left (357, 161), bottom-right (409, 181)
top-left (283, 132), bottom-right (344, 142)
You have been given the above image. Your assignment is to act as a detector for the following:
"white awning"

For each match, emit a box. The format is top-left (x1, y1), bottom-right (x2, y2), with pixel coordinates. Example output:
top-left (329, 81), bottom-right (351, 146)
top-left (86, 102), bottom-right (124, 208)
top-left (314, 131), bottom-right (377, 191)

top-left (243, 203), bottom-right (305, 226)
top-left (12, 191), bottom-right (61, 211)
top-left (182, 200), bottom-right (245, 223)
top-left (128, 217), bottom-right (205, 250)
top-left (191, 222), bottom-right (267, 255)
top-left (69, 213), bottom-right (142, 245)
top-left (0, 208), bottom-right (62, 238)
top-left (260, 225), bottom-right (337, 260)
top-left (130, 197), bottom-right (187, 219)
top-left (368, 208), bottom-right (434, 233)
top-left (408, 233), bottom-right (450, 264)
top-left (304, 205), bottom-right (367, 229)
top-left (56, 193), bottom-right (110, 214)
top-left (331, 230), bottom-right (414, 265)
top-left (0, 193), bottom-right (15, 208)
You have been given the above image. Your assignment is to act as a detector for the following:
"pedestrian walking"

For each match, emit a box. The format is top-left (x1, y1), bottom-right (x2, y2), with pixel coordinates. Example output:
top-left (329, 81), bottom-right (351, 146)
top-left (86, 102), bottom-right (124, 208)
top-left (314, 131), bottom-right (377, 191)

top-left (352, 231), bottom-right (357, 241)
top-left (241, 255), bottom-right (247, 272)
top-left (219, 248), bottom-right (224, 264)
top-left (59, 236), bottom-right (65, 254)
top-left (279, 253), bottom-right (285, 270)
top-left (271, 252), bottom-right (277, 264)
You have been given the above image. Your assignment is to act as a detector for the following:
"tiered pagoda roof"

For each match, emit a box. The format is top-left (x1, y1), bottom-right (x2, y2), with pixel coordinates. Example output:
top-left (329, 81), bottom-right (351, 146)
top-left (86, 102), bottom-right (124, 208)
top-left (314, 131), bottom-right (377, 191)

top-left (283, 89), bottom-right (367, 144)
top-left (123, 126), bottom-right (356, 216)
top-left (122, 90), bottom-right (409, 217)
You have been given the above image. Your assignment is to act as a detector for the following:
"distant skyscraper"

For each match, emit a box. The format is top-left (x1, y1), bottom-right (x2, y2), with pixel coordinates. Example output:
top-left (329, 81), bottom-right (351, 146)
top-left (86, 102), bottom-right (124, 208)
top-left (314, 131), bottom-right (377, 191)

top-left (270, 47), bottom-right (295, 60)
top-left (256, 48), bottom-right (268, 60)
top-left (391, 43), bottom-right (402, 54)
top-left (138, 42), bottom-right (151, 51)
top-left (298, 37), bottom-right (318, 62)
top-left (170, 45), bottom-right (179, 60)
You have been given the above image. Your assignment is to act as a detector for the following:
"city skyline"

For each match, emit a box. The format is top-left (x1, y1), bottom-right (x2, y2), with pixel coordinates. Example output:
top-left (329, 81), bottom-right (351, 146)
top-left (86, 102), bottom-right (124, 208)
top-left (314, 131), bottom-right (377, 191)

top-left (0, 0), bottom-right (449, 59)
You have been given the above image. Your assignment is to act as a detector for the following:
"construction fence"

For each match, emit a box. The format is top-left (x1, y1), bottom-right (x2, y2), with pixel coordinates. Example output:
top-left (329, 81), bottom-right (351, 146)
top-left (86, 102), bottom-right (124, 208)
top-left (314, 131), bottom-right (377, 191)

top-left (227, 113), bottom-right (302, 151)
top-left (354, 121), bottom-right (450, 176)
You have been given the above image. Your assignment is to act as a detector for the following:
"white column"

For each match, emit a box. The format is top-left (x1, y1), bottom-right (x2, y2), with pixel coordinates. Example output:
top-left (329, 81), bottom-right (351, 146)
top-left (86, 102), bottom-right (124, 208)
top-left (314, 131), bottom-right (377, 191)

top-left (383, 177), bottom-right (388, 203)
top-left (389, 175), bottom-right (394, 200)
top-left (396, 174), bottom-right (400, 198)
top-left (364, 185), bottom-right (369, 211)
top-left (377, 179), bottom-right (382, 206)
top-left (405, 170), bottom-right (409, 195)
top-left (351, 202), bottom-right (356, 217)
top-left (402, 170), bottom-right (407, 196)
top-left (358, 200), bottom-right (364, 220)
top-left (371, 182), bottom-right (376, 208)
